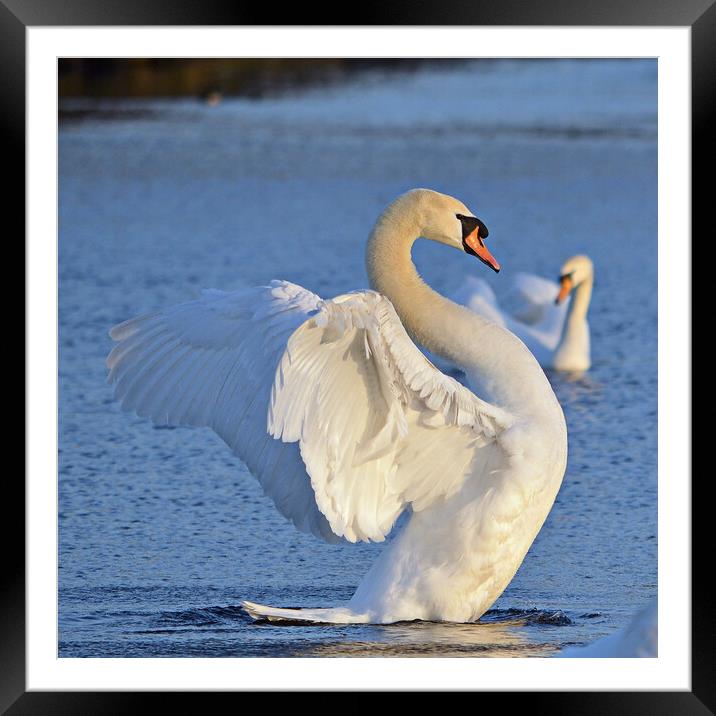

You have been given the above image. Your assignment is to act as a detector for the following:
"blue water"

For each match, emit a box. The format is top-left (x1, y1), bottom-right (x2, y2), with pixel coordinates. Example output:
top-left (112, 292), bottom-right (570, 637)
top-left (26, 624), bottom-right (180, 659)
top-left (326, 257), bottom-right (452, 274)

top-left (58, 59), bottom-right (657, 657)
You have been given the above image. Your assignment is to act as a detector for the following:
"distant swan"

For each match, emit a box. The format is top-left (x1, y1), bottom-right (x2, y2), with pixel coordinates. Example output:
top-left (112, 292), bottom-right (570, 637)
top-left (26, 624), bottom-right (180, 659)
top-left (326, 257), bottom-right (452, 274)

top-left (450, 255), bottom-right (594, 372)
top-left (107, 189), bottom-right (567, 624)
top-left (556, 600), bottom-right (657, 657)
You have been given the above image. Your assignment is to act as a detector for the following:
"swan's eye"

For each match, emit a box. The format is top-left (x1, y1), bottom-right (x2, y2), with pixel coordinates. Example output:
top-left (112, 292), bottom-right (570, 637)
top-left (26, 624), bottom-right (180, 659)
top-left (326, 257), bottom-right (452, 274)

top-left (456, 214), bottom-right (489, 240)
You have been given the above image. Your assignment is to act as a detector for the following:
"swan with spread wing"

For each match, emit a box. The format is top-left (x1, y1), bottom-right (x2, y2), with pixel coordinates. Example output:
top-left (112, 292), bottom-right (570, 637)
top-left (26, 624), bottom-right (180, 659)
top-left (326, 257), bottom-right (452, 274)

top-left (107, 189), bottom-right (567, 624)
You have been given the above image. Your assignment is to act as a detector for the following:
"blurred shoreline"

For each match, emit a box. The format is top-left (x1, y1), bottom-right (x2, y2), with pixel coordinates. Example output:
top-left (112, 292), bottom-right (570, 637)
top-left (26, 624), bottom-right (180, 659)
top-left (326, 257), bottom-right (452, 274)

top-left (59, 58), bottom-right (475, 101)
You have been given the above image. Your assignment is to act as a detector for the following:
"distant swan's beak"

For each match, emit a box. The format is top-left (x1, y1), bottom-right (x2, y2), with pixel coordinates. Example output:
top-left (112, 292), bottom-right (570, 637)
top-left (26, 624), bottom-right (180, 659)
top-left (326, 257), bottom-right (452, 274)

top-left (463, 229), bottom-right (500, 273)
top-left (555, 275), bottom-right (573, 304)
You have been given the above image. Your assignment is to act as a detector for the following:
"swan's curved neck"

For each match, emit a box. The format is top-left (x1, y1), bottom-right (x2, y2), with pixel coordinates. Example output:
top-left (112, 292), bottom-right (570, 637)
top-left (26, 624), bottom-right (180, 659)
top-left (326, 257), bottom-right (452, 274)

top-left (366, 206), bottom-right (445, 354)
top-left (365, 200), bottom-right (553, 410)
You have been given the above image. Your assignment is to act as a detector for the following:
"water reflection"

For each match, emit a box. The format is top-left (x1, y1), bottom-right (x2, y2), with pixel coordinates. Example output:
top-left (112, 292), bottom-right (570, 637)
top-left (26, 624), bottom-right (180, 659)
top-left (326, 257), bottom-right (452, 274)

top-left (267, 610), bottom-right (568, 658)
top-left (303, 620), bottom-right (543, 658)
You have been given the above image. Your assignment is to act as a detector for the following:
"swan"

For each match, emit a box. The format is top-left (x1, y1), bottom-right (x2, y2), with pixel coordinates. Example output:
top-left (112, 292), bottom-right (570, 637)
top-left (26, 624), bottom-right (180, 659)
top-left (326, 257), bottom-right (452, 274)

top-left (106, 188), bottom-right (567, 624)
top-left (556, 600), bottom-right (657, 657)
top-left (449, 255), bottom-right (594, 372)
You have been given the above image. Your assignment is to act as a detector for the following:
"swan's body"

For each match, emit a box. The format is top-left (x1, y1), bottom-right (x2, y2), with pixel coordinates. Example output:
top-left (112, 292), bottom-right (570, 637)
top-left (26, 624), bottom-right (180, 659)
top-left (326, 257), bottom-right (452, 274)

top-left (556, 600), bottom-right (657, 658)
top-left (450, 256), bottom-right (594, 372)
top-left (107, 189), bottom-right (567, 624)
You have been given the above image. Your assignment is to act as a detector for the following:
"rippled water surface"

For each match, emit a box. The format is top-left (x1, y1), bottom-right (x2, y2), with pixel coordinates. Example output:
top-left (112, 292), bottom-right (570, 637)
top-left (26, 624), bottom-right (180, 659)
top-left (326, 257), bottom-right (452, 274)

top-left (59, 60), bottom-right (657, 657)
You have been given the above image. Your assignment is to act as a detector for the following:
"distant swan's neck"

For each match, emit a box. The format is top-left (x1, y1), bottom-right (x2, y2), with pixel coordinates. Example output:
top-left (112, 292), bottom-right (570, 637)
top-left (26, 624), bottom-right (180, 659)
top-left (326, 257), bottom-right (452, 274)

top-left (365, 198), bottom-right (551, 410)
top-left (559, 275), bottom-right (592, 345)
top-left (552, 273), bottom-right (592, 371)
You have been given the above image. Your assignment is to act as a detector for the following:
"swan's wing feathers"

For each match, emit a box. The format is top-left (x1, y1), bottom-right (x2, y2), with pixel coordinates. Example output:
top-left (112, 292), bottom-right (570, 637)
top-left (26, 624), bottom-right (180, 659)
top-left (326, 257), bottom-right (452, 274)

top-left (110, 284), bottom-right (513, 546)
top-left (450, 275), bottom-right (505, 326)
top-left (107, 280), bottom-right (338, 543)
top-left (376, 297), bottom-right (511, 434)
top-left (511, 271), bottom-right (560, 305)
top-left (269, 291), bottom-right (514, 543)
top-left (502, 272), bottom-right (561, 325)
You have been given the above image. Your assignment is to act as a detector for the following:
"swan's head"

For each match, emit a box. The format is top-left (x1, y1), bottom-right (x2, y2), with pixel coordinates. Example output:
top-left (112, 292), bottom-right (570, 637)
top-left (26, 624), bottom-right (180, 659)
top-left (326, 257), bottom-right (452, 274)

top-left (409, 189), bottom-right (500, 273)
top-left (555, 255), bottom-right (594, 304)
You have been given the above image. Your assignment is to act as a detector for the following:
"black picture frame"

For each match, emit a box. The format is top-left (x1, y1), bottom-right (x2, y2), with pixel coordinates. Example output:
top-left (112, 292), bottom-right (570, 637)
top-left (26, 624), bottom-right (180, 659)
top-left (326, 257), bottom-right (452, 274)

top-left (8, 0), bottom-right (702, 710)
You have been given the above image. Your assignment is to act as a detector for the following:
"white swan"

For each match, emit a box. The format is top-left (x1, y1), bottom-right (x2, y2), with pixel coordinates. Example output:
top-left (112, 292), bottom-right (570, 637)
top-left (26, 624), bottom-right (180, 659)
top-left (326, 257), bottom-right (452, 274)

top-left (450, 255), bottom-right (594, 372)
top-left (107, 189), bottom-right (567, 624)
top-left (556, 600), bottom-right (657, 658)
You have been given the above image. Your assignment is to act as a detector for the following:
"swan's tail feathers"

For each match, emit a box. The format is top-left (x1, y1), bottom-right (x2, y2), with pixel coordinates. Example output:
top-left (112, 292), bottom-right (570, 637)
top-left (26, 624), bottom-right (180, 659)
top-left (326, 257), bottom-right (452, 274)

top-left (241, 600), bottom-right (369, 625)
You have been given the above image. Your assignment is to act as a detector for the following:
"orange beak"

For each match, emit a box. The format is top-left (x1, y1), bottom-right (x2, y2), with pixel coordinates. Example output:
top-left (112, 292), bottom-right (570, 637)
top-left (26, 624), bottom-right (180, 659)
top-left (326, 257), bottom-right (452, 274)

top-left (464, 229), bottom-right (500, 273)
top-left (555, 275), bottom-right (573, 304)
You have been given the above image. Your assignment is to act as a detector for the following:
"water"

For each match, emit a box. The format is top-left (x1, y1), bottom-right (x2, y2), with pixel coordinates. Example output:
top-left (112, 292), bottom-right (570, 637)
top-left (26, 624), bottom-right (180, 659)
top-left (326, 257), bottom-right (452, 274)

top-left (59, 59), bottom-right (657, 657)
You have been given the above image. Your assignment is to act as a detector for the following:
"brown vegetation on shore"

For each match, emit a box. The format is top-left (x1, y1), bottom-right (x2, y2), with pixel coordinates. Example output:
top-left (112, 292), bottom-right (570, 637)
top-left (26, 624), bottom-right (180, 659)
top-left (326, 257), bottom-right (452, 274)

top-left (59, 58), bottom-right (468, 99)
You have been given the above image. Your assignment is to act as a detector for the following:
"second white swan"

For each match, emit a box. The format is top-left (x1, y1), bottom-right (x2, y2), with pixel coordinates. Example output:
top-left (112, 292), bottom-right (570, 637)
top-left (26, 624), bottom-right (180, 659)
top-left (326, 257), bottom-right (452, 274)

top-left (451, 255), bottom-right (594, 372)
top-left (107, 189), bottom-right (567, 624)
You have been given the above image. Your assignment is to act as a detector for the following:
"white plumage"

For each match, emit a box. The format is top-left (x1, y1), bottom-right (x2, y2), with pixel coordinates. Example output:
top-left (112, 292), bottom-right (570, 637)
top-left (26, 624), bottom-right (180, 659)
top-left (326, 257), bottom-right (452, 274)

top-left (108, 189), bottom-right (567, 624)
top-left (109, 281), bottom-right (337, 541)
top-left (556, 600), bottom-right (657, 657)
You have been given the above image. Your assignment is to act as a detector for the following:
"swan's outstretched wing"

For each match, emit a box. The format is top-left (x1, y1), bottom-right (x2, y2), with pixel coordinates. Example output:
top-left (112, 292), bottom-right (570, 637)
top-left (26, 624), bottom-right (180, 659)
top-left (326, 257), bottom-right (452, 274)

top-left (108, 282), bottom-right (514, 545)
top-left (107, 280), bottom-right (337, 542)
